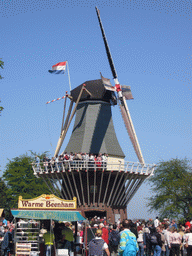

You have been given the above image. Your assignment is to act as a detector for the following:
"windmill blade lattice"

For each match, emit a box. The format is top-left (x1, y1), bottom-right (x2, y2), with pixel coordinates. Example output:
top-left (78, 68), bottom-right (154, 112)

top-left (119, 97), bottom-right (145, 164)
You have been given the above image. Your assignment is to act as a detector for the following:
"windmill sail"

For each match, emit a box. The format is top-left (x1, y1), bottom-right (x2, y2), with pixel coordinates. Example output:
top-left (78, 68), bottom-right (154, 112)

top-left (121, 85), bottom-right (134, 100)
top-left (96, 6), bottom-right (145, 164)
top-left (96, 7), bottom-right (117, 80)
top-left (119, 97), bottom-right (145, 164)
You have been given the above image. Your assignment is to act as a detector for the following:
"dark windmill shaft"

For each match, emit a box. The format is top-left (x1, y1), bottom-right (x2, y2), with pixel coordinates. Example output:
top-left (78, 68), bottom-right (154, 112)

top-left (33, 8), bottom-right (155, 221)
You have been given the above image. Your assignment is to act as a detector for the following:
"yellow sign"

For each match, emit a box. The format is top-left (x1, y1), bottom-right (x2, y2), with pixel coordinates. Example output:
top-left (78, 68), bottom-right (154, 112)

top-left (18, 194), bottom-right (77, 210)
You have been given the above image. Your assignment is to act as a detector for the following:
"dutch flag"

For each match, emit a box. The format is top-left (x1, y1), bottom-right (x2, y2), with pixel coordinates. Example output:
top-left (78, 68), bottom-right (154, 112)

top-left (48, 61), bottom-right (67, 74)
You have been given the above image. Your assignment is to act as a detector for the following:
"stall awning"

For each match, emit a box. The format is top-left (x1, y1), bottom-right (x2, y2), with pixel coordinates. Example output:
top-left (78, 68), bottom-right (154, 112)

top-left (11, 210), bottom-right (85, 222)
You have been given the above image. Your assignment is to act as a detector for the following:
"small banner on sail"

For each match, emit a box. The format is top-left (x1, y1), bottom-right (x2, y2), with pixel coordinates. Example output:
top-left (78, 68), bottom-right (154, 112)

top-left (121, 85), bottom-right (134, 100)
top-left (18, 194), bottom-right (77, 210)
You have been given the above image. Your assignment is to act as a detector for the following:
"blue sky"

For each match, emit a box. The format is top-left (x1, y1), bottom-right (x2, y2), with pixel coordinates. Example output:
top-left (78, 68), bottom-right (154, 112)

top-left (1, 1), bottom-right (191, 219)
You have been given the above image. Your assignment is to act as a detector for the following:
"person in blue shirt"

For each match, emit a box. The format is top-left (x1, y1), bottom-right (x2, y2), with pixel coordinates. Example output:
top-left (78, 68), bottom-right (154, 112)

top-left (35, 155), bottom-right (40, 172)
top-left (118, 220), bottom-right (139, 256)
top-left (2, 217), bottom-right (7, 226)
top-left (169, 220), bottom-right (177, 229)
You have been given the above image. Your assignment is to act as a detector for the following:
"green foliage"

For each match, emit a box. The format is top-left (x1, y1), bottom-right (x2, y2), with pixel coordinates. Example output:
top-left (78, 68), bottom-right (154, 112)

top-left (147, 158), bottom-right (192, 220)
top-left (0, 100), bottom-right (4, 115)
top-left (3, 152), bottom-right (50, 209)
top-left (0, 58), bottom-right (4, 79)
top-left (0, 177), bottom-right (9, 211)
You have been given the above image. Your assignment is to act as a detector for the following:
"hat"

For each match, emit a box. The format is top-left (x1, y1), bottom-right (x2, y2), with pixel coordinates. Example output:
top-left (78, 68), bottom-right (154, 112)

top-left (96, 229), bottom-right (102, 235)
top-left (94, 224), bottom-right (98, 227)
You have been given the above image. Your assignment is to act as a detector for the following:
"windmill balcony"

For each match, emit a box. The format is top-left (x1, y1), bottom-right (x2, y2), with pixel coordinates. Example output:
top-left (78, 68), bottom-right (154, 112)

top-left (31, 160), bottom-right (156, 212)
top-left (32, 160), bottom-right (155, 176)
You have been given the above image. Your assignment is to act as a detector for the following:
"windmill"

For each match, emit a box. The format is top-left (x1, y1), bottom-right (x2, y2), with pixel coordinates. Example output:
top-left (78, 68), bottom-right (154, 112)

top-left (32, 8), bottom-right (155, 222)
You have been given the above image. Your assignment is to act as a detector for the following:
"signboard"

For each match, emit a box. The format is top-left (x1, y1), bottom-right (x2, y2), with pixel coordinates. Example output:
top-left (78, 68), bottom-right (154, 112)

top-left (57, 249), bottom-right (69, 256)
top-left (18, 194), bottom-right (77, 210)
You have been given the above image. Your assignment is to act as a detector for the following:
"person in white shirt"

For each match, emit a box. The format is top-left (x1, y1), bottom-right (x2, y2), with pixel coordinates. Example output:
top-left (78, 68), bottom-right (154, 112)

top-left (154, 217), bottom-right (160, 228)
top-left (137, 227), bottom-right (145, 256)
top-left (185, 227), bottom-right (192, 256)
top-left (162, 224), bottom-right (171, 256)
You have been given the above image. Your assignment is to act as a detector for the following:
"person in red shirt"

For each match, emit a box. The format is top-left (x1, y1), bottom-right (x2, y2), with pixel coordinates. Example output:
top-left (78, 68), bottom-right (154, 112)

top-left (99, 223), bottom-right (109, 244)
top-left (185, 220), bottom-right (191, 230)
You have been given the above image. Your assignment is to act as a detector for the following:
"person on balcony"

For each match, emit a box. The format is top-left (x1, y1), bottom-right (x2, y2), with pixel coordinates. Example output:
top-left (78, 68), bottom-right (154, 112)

top-left (35, 155), bottom-right (40, 172)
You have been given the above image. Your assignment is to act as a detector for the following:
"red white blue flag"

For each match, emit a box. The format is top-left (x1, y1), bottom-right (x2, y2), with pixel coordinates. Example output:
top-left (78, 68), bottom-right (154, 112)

top-left (48, 61), bottom-right (67, 74)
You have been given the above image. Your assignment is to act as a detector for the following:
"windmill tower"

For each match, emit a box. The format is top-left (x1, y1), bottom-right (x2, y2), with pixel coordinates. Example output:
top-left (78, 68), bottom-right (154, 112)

top-left (32, 8), bottom-right (155, 222)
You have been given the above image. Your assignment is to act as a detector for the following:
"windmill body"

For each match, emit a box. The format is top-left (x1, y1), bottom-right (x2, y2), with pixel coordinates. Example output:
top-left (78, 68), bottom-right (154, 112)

top-left (65, 79), bottom-right (125, 161)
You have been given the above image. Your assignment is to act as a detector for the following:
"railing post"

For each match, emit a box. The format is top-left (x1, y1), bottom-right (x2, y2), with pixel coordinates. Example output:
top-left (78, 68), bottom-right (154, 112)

top-left (62, 162), bottom-right (65, 172)
top-left (45, 165), bottom-right (48, 174)
top-left (136, 163), bottom-right (140, 174)
top-left (32, 164), bottom-right (36, 175)
top-left (69, 161), bottom-right (71, 172)
top-left (51, 163), bottom-right (54, 173)
top-left (39, 164), bottom-right (43, 174)
top-left (140, 163), bottom-right (145, 175)
top-left (56, 162), bottom-right (59, 172)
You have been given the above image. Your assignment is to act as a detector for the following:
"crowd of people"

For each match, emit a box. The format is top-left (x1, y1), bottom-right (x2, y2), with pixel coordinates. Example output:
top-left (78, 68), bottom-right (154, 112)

top-left (0, 218), bottom-right (15, 256)
top-left (35, 152), bottom-right (109, 170)
top-left (86, 216), bottom-right (192, 256)
top-left (1, 215), bottom-right (192, 256)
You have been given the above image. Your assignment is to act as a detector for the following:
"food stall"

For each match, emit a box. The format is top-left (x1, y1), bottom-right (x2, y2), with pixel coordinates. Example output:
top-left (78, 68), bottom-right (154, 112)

top-left (11, 194), bottom-right (85, 256)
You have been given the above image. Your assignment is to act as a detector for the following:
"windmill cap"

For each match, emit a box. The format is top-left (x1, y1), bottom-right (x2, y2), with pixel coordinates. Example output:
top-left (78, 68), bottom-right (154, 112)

top-left (70, 79), bottom-right (117, 105)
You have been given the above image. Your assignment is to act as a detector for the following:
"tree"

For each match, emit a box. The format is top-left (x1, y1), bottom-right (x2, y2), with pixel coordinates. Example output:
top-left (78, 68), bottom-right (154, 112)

top-left (0, 100), bottom-right (3, 115)
top-left (0, 58), bottom-right (4, 79)
top-left (3, 152), bottom-right (50, 209)
top-left (0, 177), bottom-right (9, 210)
top-left (147, 158), bottom-right (192, 220)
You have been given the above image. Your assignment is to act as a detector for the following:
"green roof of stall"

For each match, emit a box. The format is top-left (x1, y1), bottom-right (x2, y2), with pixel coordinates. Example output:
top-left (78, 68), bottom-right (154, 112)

top-left (11, 210), bottom-right (85, 222)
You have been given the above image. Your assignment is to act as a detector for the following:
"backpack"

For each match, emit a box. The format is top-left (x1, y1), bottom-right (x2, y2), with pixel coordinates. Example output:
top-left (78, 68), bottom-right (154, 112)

top-left (109, 230), bottom-right (120, 246)
top-left (145, 232), bottom-right (151, 241)
top-left (149, 234), bottom-right (158, 245)
top-left (89, 238), bottom-right (105, 256)
top-left (123, 231), bottom-right (138, 256)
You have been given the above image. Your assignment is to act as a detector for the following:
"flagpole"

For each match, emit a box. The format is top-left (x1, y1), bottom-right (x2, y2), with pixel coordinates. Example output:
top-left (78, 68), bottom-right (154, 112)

top-left (66, 61), bottom-right (72, 91)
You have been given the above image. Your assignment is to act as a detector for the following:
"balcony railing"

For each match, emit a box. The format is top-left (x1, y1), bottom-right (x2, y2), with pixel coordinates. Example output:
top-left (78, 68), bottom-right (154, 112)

top-left (32, 160), bottom-right (155, 176)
